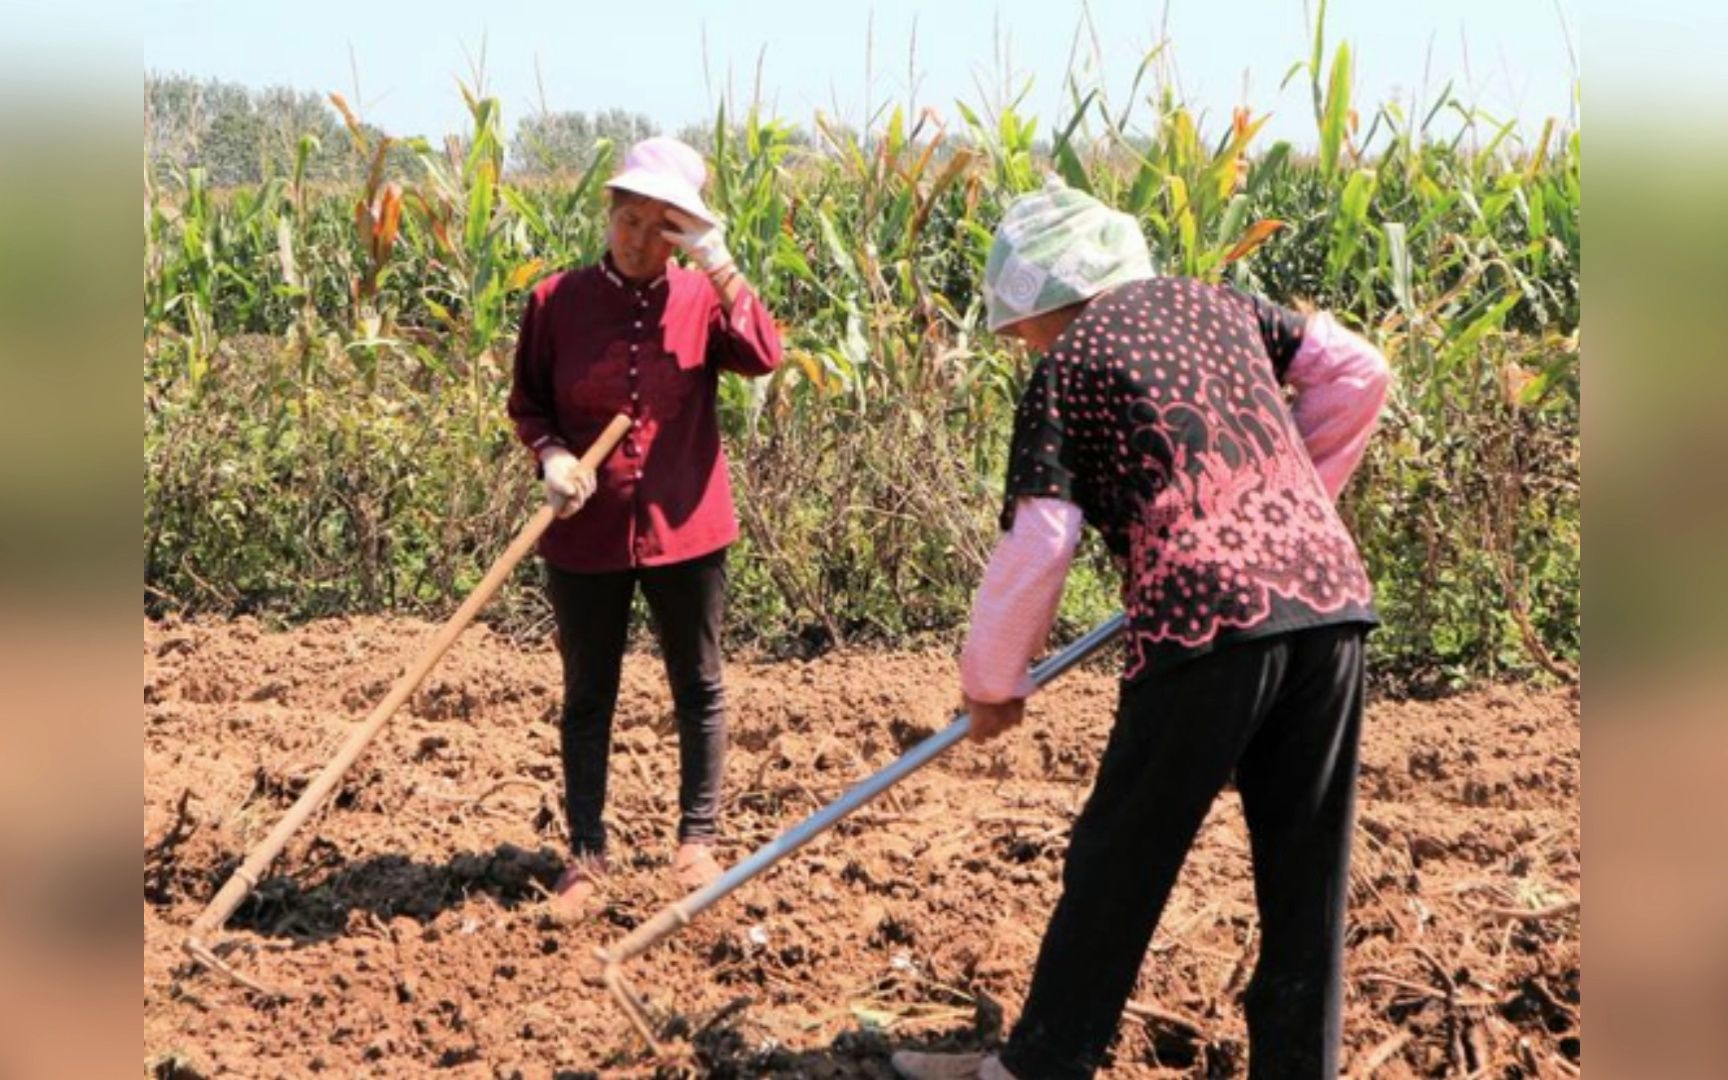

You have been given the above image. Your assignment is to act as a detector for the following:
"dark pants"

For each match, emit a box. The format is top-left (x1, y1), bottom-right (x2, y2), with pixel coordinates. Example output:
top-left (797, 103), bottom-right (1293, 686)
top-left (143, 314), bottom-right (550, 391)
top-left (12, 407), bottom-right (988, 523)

top-left (999, 624), bottom-right (1367, 1080)
top-left (544, 549), bottom-right (728, 858)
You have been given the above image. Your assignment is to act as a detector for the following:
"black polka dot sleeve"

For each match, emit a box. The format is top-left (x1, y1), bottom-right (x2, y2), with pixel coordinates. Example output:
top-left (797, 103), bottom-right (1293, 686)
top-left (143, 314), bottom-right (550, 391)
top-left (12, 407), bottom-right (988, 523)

top-left (999, 358), bottom-right (1077, 531)
top-left (1244, 292), bottom-right (1310, 380)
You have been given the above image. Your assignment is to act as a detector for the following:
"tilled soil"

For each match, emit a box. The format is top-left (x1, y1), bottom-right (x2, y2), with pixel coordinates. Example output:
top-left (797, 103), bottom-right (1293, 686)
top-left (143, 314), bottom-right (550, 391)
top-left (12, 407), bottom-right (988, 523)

top-left (143, 615), bottom-right (1580, 1078)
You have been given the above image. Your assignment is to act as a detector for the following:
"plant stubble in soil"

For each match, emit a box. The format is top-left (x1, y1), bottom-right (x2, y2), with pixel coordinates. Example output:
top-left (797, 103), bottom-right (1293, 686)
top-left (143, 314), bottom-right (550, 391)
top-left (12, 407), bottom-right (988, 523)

top-left (143, 616), bottom-right (1580, 1078)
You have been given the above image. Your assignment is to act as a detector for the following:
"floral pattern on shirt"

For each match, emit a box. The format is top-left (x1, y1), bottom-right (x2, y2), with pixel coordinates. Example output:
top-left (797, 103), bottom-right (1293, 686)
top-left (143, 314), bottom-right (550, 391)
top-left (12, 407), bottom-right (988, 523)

top-left (1003, 277), bottom-right (1375, 681)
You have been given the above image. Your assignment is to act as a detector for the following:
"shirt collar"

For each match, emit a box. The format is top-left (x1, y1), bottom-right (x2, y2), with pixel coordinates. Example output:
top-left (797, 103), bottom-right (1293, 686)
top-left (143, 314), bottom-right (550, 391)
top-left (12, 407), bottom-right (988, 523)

top-left (600, 252), bottom-right (668, 294)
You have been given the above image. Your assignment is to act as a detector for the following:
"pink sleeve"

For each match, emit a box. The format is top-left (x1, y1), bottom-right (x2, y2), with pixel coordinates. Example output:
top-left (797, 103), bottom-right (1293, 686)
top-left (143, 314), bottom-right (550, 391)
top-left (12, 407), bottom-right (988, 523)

top-left (959, 497), bottom-right (1084, 703)
top-left (708, 286), bottom-right (784, 377)
top-left (1286, 312), bottom-right (1392, 501)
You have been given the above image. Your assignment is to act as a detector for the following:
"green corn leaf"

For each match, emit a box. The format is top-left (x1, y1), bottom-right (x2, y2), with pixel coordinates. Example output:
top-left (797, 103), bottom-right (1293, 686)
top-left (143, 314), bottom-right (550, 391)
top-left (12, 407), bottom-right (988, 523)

top-left (1055, 141), bottom-right (1092, 194)
top-left (1384, 221), bottom-right (1414, 317)
top-left (818, 208), bottom-right (860, 283)
top-left (499, 185), bottom-right (552, 243)
top-left (1319, 41), bottom-right (1353, 179)
top-left (464, 160), bottom-right (496, 255)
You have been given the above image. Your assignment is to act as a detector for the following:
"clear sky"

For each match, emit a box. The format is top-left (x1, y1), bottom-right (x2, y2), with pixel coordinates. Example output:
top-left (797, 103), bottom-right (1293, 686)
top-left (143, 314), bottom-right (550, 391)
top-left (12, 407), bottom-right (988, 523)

top-left (101, 0), bottom-right (1619, 148)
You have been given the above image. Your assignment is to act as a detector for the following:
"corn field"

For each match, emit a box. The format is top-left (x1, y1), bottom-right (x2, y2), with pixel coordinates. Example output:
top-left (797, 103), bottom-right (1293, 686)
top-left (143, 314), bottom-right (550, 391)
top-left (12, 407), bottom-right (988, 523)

top-left (142, 23), bottom-right (1580, 691)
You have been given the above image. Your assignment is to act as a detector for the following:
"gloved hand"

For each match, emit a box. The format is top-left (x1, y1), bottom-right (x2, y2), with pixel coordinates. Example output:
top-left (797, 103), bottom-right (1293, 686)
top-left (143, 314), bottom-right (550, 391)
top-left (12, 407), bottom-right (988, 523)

top-left (661, 207), bottom-right (734, 274)
top-left (540, 446), bottom-right (597, 518)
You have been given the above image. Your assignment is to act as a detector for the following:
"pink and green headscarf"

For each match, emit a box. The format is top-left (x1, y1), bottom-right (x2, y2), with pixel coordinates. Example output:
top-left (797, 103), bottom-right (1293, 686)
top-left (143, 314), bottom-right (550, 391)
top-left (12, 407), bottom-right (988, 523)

top-left (983, 176), bottom-right (1156, 332)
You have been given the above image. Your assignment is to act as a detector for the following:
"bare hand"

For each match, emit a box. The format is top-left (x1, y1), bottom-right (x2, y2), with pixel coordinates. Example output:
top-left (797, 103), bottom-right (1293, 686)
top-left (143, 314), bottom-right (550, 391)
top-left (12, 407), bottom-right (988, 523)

top-left (965, 695), bottom-right (1026, 743)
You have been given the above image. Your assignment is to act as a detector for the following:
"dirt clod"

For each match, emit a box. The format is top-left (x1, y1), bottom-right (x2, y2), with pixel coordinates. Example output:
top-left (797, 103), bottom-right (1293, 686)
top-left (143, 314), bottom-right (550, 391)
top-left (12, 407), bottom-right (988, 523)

top-left (144, 616), bottom-right (1579, 1076)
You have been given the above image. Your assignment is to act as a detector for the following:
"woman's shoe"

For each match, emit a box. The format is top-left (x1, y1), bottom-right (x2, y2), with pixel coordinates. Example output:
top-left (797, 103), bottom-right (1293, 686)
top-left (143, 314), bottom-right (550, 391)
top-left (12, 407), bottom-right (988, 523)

top-left (672, 842), bottom-right (723, 891)
top-left (548, 853), bottom-right (608, 922)
top-left (889, 1051), bottom-right (1016, 1079)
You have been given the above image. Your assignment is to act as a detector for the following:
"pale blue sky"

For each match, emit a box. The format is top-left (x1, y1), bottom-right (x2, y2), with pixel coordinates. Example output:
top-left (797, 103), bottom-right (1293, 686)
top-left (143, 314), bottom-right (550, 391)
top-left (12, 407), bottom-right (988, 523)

top-left (130, 0), bottom-right (1587, 146)
top-left (125, 0), bottom-right (1599, 147)
top-left (27, 0), bottom-right (1681, 148)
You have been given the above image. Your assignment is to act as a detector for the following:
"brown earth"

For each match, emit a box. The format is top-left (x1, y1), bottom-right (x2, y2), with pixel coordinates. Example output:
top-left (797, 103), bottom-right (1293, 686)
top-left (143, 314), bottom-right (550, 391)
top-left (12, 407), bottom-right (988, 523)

top-left (143, 615), bottom-right (1580, 1078)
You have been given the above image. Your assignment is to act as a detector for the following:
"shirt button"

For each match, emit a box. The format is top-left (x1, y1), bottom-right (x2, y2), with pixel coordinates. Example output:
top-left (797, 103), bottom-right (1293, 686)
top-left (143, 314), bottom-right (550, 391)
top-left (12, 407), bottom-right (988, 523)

top-left (630, 391), bottom-right (640, 401)
top-left (633, 320), bottom-right (642, 329)
top-left (630, 344), bottom-right (638, 352)
top-left (629, 367), bottom-right (638, 378)
top-left (633, 470), bottom-right (643, 481)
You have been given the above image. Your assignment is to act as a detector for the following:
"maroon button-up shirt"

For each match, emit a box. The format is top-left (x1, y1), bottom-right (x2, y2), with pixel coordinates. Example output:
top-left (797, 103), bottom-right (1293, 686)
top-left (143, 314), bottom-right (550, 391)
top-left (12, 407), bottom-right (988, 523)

top-left (507, 256), bottom-right (783, 573)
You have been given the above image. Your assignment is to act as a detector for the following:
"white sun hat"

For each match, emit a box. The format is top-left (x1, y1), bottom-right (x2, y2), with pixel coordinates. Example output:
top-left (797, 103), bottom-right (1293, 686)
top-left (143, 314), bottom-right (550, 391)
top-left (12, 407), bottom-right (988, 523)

top-left (603, 136), bottom-right (719, 224)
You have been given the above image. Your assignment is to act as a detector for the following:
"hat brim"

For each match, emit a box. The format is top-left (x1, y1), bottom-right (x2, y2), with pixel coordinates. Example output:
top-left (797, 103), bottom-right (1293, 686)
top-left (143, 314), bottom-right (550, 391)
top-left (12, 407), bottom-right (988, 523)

top-left (604, 170), bottom-right (718, 225)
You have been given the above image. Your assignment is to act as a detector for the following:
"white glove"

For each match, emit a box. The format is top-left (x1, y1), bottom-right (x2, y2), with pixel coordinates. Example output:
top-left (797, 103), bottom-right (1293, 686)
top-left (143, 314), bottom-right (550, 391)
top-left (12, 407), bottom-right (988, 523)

top-left (540, 446), bottom-right (597, 518)
top-left (661, 207), bottom-right (734, 274)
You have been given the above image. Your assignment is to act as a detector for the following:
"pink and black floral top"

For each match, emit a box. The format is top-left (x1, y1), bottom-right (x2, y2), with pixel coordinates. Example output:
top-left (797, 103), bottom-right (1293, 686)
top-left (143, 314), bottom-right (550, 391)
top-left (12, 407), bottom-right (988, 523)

top-left (1002, 276), bottom-right (1377, 682)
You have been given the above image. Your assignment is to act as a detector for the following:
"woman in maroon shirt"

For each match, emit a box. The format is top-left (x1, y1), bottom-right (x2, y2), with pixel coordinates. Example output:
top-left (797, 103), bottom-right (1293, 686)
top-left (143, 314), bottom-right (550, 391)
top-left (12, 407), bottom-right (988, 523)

top-left (507, 137), bottom-right (783, 917)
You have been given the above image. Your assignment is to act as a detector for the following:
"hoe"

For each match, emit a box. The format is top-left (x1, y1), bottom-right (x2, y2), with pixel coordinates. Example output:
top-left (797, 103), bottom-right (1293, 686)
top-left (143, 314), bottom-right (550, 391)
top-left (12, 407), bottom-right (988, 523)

top-left (180, 408), bottom-right (1122, 1053)
top-left (589, 612), bottom-right (1125, 1051)
top-left (182, 415), bottom-right (633, 994)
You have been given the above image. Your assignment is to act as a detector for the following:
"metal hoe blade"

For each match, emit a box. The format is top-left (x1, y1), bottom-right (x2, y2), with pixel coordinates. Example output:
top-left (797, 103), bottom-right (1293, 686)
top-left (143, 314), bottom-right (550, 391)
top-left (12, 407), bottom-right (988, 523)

top-left (593, 613), bottom-right (1126, 1049)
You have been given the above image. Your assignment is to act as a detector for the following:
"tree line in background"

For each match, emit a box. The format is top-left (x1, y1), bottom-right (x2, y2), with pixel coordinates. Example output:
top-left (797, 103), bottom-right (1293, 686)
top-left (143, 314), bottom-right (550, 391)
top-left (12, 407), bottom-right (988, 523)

top-left (146, 72), bottom-right (675, 185)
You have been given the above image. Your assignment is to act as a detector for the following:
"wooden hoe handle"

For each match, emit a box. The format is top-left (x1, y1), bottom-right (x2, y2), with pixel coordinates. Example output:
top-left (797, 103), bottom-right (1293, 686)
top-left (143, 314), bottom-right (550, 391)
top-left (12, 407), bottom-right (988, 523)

top-left (184, 415), bottom-right (633, 986)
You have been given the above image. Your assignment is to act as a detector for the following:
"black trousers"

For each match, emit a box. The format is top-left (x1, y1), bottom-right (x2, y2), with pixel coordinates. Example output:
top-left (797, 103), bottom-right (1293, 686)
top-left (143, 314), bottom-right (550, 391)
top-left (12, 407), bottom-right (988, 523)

top-left (544, 549), bottom-right (728, 858)
top-left (999, 624), bottom-right (1368, 1080)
